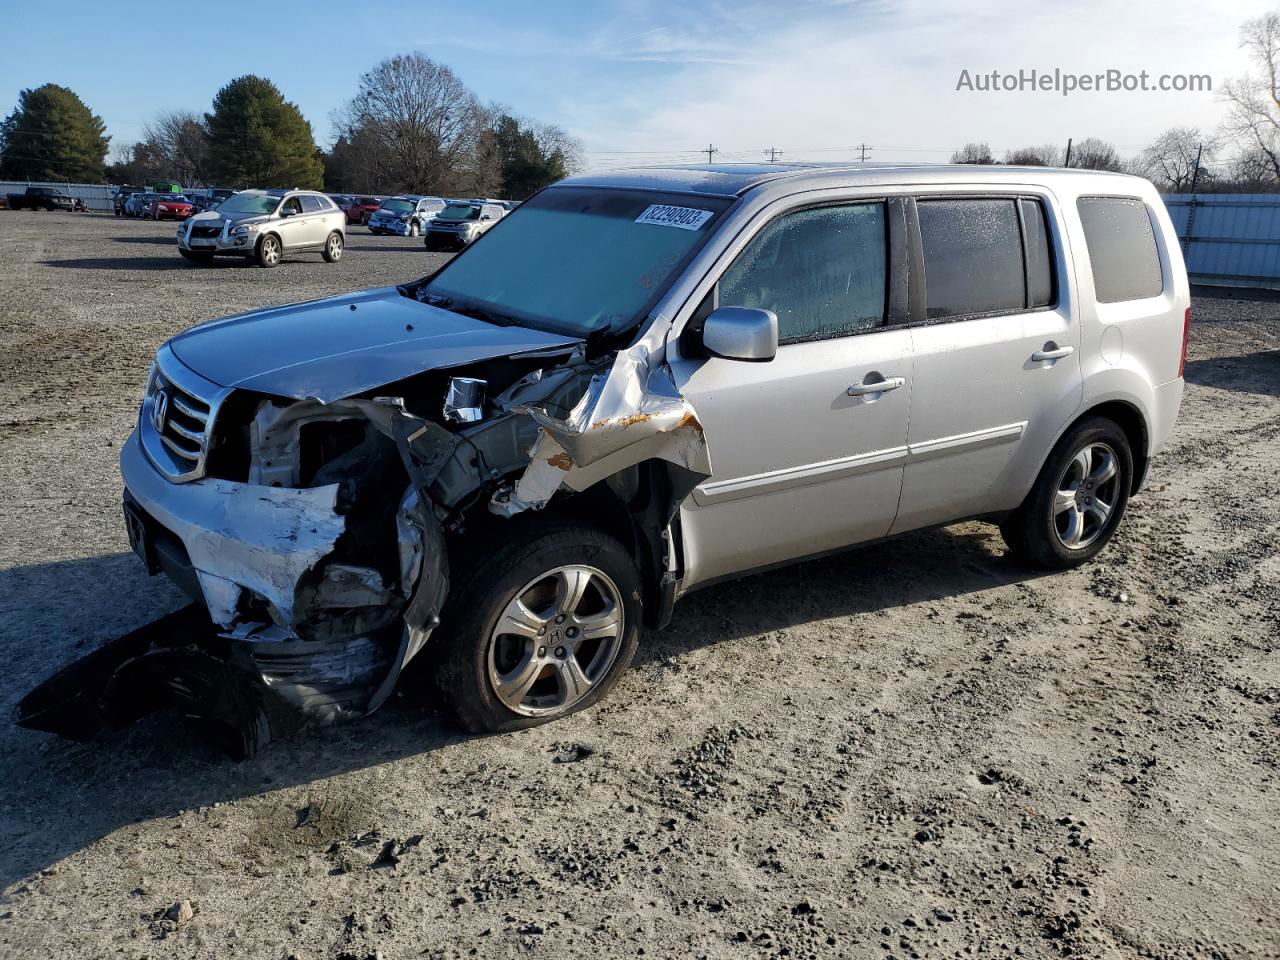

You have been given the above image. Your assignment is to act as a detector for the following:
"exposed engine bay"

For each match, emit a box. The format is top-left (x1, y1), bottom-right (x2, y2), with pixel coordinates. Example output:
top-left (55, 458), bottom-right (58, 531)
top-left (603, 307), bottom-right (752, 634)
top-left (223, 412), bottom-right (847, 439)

top-left (17, 286), bottom-right (710, 757)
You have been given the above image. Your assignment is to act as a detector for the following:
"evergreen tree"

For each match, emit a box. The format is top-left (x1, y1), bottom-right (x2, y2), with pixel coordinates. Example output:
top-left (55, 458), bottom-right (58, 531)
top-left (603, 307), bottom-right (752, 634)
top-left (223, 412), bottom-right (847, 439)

top-left (204, 76), bottom-right (322, 189)
top-left (0, 84), bottom-right (109, 181)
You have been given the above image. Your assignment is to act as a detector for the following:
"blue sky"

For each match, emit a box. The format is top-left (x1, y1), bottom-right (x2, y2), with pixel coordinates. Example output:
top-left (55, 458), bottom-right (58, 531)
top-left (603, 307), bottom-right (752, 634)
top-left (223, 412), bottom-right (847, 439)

top-left (1, 0), bottom-right (1272, 170)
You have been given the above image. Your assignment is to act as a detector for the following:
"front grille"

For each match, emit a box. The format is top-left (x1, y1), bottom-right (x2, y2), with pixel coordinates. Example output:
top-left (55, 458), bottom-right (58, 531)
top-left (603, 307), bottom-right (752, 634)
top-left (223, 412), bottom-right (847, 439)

top-left (190, 224), bottom-right (221, 239)
top-left (140, 346), bottom-right (230, 482)
top-left (155, 375), bottom-right (211, 465)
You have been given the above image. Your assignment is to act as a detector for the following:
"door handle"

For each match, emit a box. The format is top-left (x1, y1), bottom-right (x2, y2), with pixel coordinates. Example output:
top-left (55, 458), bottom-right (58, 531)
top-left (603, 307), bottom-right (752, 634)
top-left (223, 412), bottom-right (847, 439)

top-left (1031, 344), bottom-right (1074, 362)
top-left (847, 376), bottom-right (905, 397)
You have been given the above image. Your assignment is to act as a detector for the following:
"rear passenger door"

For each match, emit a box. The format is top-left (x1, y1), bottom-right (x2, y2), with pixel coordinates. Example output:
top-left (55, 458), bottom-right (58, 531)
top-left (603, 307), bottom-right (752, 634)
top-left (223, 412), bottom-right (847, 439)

top-left (891, 194), bottom-right (1083, 534)
top-left (298, 195), bottom-right (330, 247)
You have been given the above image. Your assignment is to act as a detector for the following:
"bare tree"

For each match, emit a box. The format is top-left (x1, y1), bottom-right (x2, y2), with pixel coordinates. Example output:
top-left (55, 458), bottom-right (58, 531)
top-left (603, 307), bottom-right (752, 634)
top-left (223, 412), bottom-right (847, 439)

top-left (1068, 138), bottom-right (1124, 171)
top-left (1221, 13), bottom-right (1280, 183)
top-left (335, 52), bottom-right (484, 195)
top-left (1137, 128), bottom-right (1213, 191)
top-left (951, 142), bottom-right (994, 164)
top-left (1004, 144), bottom-right (1062, 166)
top-left (141, 110), bottom-right (209, 184)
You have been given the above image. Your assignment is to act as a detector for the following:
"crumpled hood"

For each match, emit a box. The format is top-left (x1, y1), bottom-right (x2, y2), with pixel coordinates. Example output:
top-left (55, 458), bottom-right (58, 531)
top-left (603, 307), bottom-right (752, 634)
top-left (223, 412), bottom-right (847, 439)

top-left (167, 286), bottom-right (582, 403)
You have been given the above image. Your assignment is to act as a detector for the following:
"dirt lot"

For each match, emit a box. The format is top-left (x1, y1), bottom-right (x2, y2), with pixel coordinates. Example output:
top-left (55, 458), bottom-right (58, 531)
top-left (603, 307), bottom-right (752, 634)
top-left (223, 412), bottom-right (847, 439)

top-left (0, 211), bottom-right (1277, 960)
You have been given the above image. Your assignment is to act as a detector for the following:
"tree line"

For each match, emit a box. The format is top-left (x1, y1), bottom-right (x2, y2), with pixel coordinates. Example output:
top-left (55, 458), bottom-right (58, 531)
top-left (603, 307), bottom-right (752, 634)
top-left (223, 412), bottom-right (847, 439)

top-left (9, 14), bottom-right (1280, 195)
top-left (0, 52), bottom-right (582, 200)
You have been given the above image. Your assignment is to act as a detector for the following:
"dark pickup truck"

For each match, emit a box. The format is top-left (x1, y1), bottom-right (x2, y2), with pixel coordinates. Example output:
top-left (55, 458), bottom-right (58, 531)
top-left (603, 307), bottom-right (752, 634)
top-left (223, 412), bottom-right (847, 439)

top-left (6, 186), bottom-right (77, 211)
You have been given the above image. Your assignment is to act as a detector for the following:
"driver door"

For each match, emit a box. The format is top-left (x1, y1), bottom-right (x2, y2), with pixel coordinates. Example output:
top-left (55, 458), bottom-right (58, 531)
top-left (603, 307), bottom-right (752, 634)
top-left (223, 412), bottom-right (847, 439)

top-left (276, 195), bottom-right (306, 250)
top-left (670, 199), bottom-right (913, 587)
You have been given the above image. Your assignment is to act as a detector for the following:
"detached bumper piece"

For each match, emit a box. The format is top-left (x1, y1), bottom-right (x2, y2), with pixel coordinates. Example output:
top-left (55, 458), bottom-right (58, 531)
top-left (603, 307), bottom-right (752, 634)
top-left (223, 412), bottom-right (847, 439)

top-left (15, 605), bottom-right (400, 759)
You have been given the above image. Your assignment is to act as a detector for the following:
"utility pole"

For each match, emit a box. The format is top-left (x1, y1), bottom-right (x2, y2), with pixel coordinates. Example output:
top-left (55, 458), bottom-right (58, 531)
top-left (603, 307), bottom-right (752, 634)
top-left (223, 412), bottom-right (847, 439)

top-left (764, 146), bottom-right (784, 162)
top-left (704, 143), bottom-right (719, 164)
top-left (1182, 142), bottom-right (1204, 257)
top-left (1064, 138), bottom-right (1073, 168)
top-left (856, 143), bottom-right (871, 162)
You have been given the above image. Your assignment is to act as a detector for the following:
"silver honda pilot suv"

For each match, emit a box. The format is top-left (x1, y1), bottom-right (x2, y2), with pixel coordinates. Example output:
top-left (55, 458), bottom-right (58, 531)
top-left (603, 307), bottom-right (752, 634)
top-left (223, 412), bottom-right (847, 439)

top-left (21, 163), bottom-right (1189, 756)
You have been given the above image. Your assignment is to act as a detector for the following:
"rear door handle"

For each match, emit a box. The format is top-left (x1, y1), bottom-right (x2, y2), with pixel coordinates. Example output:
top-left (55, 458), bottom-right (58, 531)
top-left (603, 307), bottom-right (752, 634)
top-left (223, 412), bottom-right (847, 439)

top-left (1031, 344), bottom-right (1074, 362)
top-left (847, 376), bottom-right (905, 396)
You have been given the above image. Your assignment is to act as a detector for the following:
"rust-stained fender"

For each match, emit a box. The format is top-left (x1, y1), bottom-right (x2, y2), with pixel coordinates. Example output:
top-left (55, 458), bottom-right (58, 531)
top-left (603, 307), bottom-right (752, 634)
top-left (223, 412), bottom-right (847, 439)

top-left (495, 342), bottom-right (711, 515)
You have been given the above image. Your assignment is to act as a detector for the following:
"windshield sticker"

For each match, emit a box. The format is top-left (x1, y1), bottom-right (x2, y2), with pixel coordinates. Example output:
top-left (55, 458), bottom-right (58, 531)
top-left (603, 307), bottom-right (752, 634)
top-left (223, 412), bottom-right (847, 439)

top-left (635, 204), bottom-right (714, 231)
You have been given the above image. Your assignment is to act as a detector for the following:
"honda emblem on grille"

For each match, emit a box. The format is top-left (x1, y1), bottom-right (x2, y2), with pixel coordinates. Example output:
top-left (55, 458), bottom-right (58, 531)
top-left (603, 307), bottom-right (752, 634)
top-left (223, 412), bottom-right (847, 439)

top-left (151, 388), bottom-right (169, 433)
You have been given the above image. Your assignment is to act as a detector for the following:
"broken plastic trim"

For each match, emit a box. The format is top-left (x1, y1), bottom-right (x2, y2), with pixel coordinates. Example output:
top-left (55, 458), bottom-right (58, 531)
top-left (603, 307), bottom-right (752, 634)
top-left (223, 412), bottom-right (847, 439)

top-left (494, 341), bottom-right (710, 516)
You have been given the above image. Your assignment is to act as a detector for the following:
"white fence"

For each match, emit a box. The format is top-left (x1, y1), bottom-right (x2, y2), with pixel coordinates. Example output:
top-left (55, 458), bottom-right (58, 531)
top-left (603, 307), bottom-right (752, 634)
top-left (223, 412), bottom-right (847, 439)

top-left (1, 180), bottom-right (114, 212)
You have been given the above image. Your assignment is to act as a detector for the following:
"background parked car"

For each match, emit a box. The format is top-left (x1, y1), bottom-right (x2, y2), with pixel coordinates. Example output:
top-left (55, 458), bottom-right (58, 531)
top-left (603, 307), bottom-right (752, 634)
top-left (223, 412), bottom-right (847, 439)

top-left (113, 186), bottom-right (143, 216)
top-left (343, 196), bottom-right (383, 225)
top-left (367, 195), bottom-right (446, 236)
top-left (6, 187), bottom-right (76, 211)
top-left (152, 195), bottom-right (194, 220)
top-left (327, 194), bottom-right (353, 212)
top-left (423, 201), bottom-right (505, 250)
top-left (176, 188), bottom-right (347, 268)
top-left (125, 192), bottom-right (155, 217)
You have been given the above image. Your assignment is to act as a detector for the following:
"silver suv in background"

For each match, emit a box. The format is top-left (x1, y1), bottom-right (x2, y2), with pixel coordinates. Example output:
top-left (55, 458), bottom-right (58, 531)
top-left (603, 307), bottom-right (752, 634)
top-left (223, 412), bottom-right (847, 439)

top-left (176, 189), bottom-right (347, 267)
top-left (21, 164), bottom-right (1188, 755)
top-left (368, 195), bottom-right (446, 237)
top-left (424, 201), bottom-right (505, 251)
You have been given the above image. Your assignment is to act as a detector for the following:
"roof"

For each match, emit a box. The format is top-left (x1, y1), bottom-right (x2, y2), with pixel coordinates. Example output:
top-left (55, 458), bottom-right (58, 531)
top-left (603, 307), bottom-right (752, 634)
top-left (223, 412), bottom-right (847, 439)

top-left (557, 162), bottom-right (1143, 198)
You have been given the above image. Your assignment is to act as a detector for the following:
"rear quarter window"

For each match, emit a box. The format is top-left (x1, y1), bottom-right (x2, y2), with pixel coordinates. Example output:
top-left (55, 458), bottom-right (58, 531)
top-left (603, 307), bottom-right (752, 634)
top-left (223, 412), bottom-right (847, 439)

top-left (1076, 197), bottom-right (1163, 302)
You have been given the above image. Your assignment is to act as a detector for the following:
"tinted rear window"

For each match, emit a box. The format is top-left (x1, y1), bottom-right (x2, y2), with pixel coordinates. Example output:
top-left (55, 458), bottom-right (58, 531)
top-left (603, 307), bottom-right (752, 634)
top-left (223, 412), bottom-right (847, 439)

top-left (1076, 197), bottom-right (1163, 302)
top-left (918, 199), bottom-right (1024, 319)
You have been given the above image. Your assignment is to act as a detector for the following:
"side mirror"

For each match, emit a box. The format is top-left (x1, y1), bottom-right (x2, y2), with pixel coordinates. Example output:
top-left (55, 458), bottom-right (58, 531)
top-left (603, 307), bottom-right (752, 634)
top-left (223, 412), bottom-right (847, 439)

top-left (699, 306), bottom-right (778, 362)
top-left (281, 207), bottom-right (296, 217)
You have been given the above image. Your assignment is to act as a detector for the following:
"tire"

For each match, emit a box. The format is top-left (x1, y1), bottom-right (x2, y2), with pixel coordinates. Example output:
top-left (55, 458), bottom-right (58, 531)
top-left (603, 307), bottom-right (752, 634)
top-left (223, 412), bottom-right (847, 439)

top-left (1000, 416), bottom-right (1133, 569)
top-left (408, 221), bottom-right (419, 237)
top-left (322, 231), bottom-right (343, 263)
top-left (435, 520), bottom-right (643, 733)
top-left (256, 233), bottom-right (282, 268)
top-left (152, 208), bottom-right (159, 220)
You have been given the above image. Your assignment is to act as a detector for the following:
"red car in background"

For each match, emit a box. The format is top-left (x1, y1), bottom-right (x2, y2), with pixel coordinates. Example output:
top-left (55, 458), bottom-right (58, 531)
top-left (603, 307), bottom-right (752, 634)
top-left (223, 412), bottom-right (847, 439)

top-left (152, 196), bottom-right (194, 221)
top-left (344, 196), bottom-right (382, 225)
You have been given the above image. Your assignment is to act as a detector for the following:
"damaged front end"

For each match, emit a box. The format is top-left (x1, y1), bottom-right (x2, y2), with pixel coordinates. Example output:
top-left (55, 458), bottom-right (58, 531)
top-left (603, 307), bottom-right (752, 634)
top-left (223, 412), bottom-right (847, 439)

top-left (18, 308), bottom-right (711, 757)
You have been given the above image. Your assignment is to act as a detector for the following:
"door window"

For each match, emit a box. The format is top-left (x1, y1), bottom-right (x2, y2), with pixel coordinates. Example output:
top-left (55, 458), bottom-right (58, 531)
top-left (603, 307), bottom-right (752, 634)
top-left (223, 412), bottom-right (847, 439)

top-left (299, 195), bottom-right (324, 213)
top-left (917, 199), bottom-right (1025, 319)
top-left (280, 196), bottom-right (303, 217)
top-left (718, 203), bottom-right (888, 342)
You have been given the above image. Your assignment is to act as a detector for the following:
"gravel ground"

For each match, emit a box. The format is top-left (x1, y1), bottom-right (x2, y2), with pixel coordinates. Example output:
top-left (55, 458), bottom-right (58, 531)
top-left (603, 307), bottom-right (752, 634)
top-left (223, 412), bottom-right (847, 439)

top-left (0, 211), bottom-right (1277, 960)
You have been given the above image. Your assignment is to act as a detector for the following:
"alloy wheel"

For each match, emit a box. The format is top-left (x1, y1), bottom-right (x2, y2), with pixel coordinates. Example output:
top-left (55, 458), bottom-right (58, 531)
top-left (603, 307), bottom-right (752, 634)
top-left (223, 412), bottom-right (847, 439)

top-left (486, 564), bottom-right (625, 717)
top-left (1052, 441), bottom-right (1121, 550)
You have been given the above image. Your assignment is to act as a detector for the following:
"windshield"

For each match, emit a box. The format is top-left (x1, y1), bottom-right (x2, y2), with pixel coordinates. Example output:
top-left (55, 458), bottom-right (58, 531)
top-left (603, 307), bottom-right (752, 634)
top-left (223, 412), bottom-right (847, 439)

top-left (421, 187), bottom-right (732, 337)
top-left (438, 203), bottom-right (480, 221)
top-left (381, 199), bottom-right (414, 213)
top-left (218, 193), bottom-right (280, 215)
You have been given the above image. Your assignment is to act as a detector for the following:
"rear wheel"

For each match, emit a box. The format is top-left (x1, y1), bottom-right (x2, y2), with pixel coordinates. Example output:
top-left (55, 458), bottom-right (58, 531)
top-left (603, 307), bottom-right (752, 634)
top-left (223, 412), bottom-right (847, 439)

top-left (1001, 417), bottom-right (1132, 569)
top-left (435, 522), bottom-right (642, 733)
top-left (256, 233), bottom-right (282, 268)
top-left (322, 231), bottom-right (343, 263)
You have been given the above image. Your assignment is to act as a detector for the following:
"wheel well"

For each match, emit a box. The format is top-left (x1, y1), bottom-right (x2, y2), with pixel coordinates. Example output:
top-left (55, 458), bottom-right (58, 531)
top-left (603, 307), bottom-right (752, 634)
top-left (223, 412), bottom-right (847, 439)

top-left (1071, 400), bottom-right (1150, 493)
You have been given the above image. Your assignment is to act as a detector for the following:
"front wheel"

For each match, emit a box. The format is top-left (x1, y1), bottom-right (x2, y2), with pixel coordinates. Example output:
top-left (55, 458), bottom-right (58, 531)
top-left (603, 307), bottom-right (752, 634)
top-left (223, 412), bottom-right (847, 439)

top-left (408, 221), bottom-right (420, 237)
top-left (435, 522), bottom-right (642, 733)
top-left (256, 233), bottom-right (282, 268)
top-left (322, 231), bottom-right (343, 262)
top-left (1001, 417), bottom-right (1132, 569)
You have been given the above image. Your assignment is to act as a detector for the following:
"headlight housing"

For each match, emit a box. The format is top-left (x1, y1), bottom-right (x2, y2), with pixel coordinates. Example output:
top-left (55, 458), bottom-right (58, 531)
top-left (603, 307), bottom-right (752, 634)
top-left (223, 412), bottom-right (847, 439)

top-left (231, 223), bottom-right (257, 237)
top-left (397, 215), bottom-right (409, 223)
